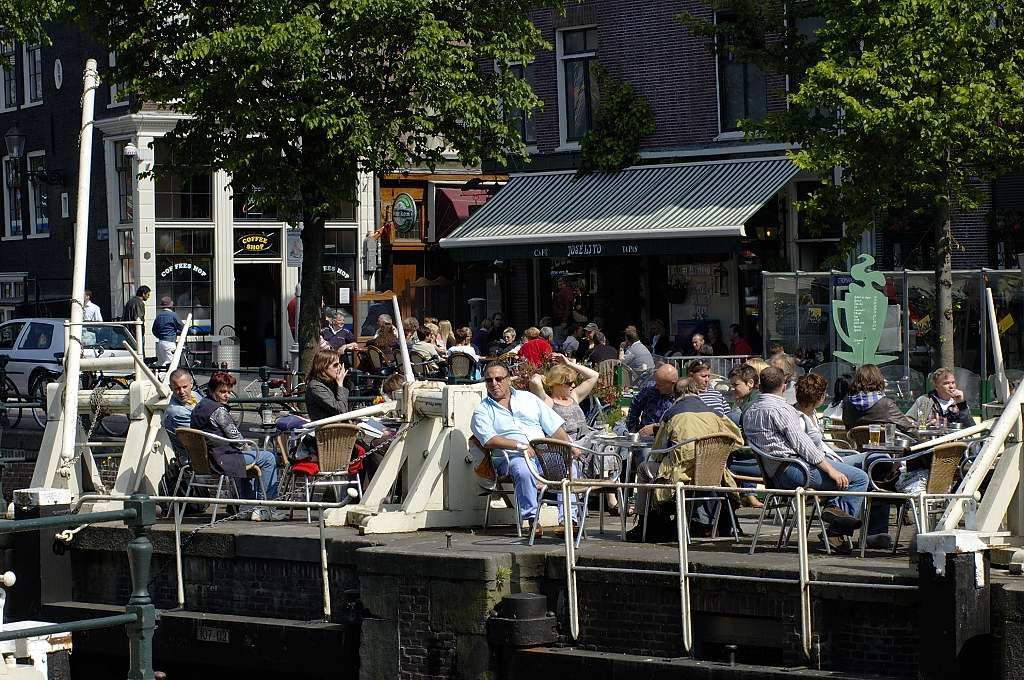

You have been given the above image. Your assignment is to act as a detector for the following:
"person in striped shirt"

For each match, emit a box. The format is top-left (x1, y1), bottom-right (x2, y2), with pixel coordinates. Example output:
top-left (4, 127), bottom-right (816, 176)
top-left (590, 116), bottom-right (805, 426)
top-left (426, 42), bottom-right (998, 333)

top-left (686, 360), bottom-right (730, 417)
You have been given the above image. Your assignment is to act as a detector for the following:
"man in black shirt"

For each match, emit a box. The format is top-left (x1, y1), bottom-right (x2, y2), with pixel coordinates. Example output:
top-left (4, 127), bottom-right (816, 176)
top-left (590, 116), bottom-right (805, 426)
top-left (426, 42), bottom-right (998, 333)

top-left (587, 332), bottom-right (618, 364)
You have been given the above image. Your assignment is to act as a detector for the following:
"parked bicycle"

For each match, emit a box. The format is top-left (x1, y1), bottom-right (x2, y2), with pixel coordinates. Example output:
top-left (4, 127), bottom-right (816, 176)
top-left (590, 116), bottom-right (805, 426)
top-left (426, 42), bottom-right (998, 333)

top-left (0, 354), bottom-right (24, 428)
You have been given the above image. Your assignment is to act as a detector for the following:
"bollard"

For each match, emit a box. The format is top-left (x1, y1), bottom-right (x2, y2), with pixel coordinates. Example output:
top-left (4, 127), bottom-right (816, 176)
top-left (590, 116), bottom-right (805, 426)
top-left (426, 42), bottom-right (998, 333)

top-left (123, 494), bottom-right (157, 680)
top-left (916, 531), bottom-right (991, 680)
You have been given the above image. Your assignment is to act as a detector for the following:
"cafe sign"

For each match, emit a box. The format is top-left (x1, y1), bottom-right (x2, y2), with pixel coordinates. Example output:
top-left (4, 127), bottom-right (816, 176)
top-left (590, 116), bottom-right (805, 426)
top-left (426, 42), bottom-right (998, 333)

top-left (392, 193), bottom-right (418, 238)
top-left (234, 229), bottom-right (280, 257)
top-left (159, 262), bottom-right (209, 278)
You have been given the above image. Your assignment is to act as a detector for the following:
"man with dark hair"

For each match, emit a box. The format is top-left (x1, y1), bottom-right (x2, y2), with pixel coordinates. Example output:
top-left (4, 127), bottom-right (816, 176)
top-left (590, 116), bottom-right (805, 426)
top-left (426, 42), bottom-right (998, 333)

top-left (470, 361), bottom-right (571, 535)
top-left (122, 285), bottom-right (150, 323)
top-left (620, 325), bottom-right (654, 376)
top-left (587, 332), bottom-right (618, 364)
top-left (83, 289), bottom-right (103, 322)
top-left (743, 366), bottom-right (869, 553)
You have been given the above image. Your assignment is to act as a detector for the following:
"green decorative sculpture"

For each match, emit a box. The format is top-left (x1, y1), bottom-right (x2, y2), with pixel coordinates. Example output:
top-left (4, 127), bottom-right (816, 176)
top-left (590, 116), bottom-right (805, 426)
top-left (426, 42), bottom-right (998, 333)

top-left (832, 254), bottom-right (896, 366)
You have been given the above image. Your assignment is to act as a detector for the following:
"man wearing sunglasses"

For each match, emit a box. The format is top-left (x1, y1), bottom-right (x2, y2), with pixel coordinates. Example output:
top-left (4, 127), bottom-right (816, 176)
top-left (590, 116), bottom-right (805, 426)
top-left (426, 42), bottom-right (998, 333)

top-left (471, 361), bottom-right (571, 535)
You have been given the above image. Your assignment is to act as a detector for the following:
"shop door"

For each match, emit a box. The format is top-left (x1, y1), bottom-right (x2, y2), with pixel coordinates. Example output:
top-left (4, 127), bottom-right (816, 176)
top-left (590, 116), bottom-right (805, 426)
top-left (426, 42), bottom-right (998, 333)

top-left (234, 263), bottom-right (281, 367)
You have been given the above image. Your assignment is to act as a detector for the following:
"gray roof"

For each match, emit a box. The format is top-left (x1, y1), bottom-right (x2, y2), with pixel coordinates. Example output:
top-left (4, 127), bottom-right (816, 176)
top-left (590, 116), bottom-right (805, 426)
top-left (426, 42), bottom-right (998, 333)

top-left (439, 157), bottom-right (799, 249)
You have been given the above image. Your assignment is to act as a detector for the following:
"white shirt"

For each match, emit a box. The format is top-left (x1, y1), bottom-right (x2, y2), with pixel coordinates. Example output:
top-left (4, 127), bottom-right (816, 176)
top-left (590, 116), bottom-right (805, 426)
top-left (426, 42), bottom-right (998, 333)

top-left (448, 344), bottom-right (479, 359)
top-left (83, 300), bottom-right (103, 322)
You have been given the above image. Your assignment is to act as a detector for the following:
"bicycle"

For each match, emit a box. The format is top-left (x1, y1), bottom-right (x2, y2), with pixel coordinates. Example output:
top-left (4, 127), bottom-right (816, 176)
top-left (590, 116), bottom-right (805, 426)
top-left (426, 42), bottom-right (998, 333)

top-left (0, 354), bottom-right (23, 429)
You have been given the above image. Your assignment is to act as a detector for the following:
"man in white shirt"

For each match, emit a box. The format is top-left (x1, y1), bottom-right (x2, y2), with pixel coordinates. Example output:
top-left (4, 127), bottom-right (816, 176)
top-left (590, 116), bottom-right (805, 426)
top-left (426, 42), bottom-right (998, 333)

top-left (83, 289), bottom-right (103, 322)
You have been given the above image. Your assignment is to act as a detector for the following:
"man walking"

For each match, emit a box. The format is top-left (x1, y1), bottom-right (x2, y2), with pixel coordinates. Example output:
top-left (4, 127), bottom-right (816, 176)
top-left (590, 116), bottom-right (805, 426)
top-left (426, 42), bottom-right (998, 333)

top-left (122, 285), bottom-right (150, 325)
top-left (152, 296), bottom-right (184, 366)
top-left (471, 361), bottom-right (571, 536)
top-left (83, 289), bottom-right (103, 322)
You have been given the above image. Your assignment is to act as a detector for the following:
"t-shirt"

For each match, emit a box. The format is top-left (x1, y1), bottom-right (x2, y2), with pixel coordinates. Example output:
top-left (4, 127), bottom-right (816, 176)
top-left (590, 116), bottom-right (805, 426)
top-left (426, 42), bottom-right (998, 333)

top-left (518, 338), bottom-right (553, 367)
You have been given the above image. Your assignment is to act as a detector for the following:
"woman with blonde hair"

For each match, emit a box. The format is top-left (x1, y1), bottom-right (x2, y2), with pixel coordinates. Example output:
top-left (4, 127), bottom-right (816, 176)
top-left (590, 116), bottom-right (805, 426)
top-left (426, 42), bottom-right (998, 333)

top-left (436, 320), bottom-right (456, 350)
top-left (744, 356), bottom-right (769, 374)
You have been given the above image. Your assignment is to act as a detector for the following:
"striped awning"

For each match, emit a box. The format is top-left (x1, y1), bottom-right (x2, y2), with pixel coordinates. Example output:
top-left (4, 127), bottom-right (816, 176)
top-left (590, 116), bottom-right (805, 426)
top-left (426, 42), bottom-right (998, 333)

top-left (439, 157), bottom-right (798, 259)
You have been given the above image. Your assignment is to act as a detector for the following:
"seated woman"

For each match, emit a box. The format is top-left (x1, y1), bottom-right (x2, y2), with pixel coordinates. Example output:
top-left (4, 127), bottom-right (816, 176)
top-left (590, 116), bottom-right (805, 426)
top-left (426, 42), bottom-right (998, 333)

top-left (306, 349), bottom-right (349, 422)
top-left (841, 364), bottom-right (915, 432)
top-left (488, 327), bottom-right (520, 357)
top-left (190, 371), bottom-right (284, 520)
top-left (726, 363), bottom-right (763, 508)
top-left (368, 321), bottom-right (399, 366)
top-left (906, 368), bottom-right (973, 429)
top-left (629, 377), bottom-right (743, 542)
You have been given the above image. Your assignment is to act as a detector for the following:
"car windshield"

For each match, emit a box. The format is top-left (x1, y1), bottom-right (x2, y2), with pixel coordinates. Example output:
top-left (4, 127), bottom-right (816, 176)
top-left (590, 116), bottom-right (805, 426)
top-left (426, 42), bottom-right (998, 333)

top-left (82, 324), bottom-right (137, 352)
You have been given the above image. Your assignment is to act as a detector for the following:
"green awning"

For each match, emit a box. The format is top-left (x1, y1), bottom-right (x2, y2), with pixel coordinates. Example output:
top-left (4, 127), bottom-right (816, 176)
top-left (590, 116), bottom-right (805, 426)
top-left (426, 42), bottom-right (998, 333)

top-left (439, 157), bottom-right (798, 260)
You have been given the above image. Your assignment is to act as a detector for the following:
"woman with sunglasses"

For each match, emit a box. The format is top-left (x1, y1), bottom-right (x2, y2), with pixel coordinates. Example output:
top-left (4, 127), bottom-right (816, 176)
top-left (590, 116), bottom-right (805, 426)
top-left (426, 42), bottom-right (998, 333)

top-left (305, 349), bottom-right (350, 422)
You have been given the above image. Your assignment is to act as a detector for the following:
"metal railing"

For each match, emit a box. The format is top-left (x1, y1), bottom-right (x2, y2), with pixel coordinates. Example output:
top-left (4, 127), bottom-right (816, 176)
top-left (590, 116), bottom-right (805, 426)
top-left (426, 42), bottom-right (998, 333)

top-left (0, 495), bottom-right (156, 679)
top-left (558, 479), bottom-right (976, 660)
top-left (658, 355), bottom-right (755, 377)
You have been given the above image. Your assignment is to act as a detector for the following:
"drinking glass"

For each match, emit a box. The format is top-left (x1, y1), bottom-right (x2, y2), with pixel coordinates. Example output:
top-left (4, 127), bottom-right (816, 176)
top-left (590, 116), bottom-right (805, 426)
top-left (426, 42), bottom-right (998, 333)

top-left (885, 423), bottom-right (896, 444)
top-left (917, 409), bottom-right (929, 430)
top-left (868, 424), bottom-right (882, 445)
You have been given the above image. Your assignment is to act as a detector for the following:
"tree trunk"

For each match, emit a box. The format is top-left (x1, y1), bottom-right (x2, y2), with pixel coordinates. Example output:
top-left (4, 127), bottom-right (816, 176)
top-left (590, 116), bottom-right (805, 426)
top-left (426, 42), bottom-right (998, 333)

top-left (298, 212), bottom-right (326, 375)
top-left (935, 206), bottom-right (955, 369)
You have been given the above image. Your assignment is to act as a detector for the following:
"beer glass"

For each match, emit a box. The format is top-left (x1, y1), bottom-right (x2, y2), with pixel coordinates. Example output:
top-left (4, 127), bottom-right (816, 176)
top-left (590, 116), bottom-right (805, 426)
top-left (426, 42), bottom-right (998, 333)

top-left (868, 424), bottom-right (882, 445)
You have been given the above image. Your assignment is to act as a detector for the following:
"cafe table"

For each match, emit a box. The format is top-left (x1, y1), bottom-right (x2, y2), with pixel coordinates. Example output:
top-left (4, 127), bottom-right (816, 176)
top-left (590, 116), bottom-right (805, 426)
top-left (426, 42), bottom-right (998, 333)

top-left (588, 433), bottom-right (655, 539)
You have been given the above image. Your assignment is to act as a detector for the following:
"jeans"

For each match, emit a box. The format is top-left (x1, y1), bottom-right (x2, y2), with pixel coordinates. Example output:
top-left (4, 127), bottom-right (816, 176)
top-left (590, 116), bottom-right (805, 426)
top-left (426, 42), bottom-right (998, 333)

top-left (775, 459), bottom-right (867, 520)
top-left (494, 454), bottom-right (542, 521)
top-left (727, 454), bottom-right (761, 493)
top-left (241, 449), bottom-right (280, 500)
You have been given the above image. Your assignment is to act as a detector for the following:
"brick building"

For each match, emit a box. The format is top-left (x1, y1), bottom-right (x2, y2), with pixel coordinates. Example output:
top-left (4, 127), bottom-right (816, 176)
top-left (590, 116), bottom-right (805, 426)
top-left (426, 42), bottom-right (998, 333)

top-left (440, 0), bottom-right (1010, 349)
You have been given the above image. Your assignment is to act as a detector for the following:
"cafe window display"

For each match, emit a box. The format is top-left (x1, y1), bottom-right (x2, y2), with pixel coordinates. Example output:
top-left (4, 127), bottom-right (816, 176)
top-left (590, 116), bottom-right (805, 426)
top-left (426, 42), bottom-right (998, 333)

top-left (156, 228), bottom-right (213, 333)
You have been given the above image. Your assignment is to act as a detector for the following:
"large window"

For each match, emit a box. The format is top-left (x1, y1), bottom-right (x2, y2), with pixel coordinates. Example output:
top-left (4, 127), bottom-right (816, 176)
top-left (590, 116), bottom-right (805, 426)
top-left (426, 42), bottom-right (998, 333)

top-left (108, 52), bottom-right (128, 105)
top-left (558, 27), bottom-right (599, 144)
top-left (2, 157), bottom-right (22, 237)
top-left (23, 43), bottom-right (42, 104)
top-left (506, 62), bottom-right (537, 146)
top-left (321, 228), bottom-right (357, 313)
top-left (1, 42), bottom-right (16, 109)
top-left (716, 14), bottom-right (767, 133)
top-left (118, 229), bottom-right (135, 305)
top-left (156, 228), bottom-right (214, 332)
top-left (153, 142), bottom-right (212, 221)
top-left (27, 153), bottom-right (48, 235)
top-left (114, 141), bottom-right (134, 223)
top-left (232, 188), bottom-right (278, 222)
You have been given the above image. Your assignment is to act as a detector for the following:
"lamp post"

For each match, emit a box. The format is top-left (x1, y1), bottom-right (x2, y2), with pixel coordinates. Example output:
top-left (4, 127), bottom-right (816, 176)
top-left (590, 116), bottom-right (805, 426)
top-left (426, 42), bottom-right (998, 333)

top-left (3, 125), bottom-right (64, 186)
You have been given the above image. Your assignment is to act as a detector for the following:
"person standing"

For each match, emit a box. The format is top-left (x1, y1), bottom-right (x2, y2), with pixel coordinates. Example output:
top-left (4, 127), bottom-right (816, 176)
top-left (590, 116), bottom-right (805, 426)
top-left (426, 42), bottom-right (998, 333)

top-left (83, 289), bottom-right (103, 322)
top-left (152, 296), bottom-right (184, 366)
top-left (122, 285), bottom-right (150, 324)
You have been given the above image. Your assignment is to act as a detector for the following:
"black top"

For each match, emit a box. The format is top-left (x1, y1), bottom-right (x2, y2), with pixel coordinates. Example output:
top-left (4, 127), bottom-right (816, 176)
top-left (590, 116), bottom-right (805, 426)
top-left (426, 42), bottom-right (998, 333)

top-left (588, 345), bottom-right (619, 365)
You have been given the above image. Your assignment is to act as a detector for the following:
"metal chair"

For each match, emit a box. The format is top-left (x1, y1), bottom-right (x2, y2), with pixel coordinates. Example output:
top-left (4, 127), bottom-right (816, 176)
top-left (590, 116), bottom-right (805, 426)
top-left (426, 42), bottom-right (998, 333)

top-left (174, 427), bottom-right (264, 524)
top-left (747, 443), bottom-right (831, 555)
top-left (639, 433), bottom-right (743, 543)
top-left (863, 441), bottom-right (968, 555)
top-left (469, 436), bottom-right (521, 538)
top-left (291, 423), bottom-right (363, 522)
top-left (527, 438), bottom-right (620, 547)
top-left (447, 353), bottom-right (478, 382)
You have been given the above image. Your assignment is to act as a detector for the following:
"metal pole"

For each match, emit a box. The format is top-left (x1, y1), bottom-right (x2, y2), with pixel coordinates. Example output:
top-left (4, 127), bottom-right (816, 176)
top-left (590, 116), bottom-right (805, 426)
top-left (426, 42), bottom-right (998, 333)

top-left (986, 286), bottom-right (1008, 403)
top-left (173, 502), bottom-right (185, 609)
top-left (795, 487), bottom-right (811, 660)
top-left (562, 479), bottom-right (579, 640)
top-left (981, 271), bottom-right (989, 402)
top-left (794, 272), bottom-right (801, 353)
top-left (319, 513), bottom-right (331, 621)
top-left (123, 494), bottom-right (156, 680)
top-left (761, 270), bottom-right (767, 357)
top-left (903, 269), bottom-right (910, 381)
top-left (59, 59), bottom-right (100, 480)
top-left (675, 483), bottom-right (692, 655)
top-left (392, 295), bottom-right (414, 384)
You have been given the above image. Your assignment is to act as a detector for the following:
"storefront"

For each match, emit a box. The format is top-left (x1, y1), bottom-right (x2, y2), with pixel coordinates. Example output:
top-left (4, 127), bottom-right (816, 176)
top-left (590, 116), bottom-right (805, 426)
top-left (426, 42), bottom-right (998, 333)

top-left (440, 157), bottom-right (799, 346)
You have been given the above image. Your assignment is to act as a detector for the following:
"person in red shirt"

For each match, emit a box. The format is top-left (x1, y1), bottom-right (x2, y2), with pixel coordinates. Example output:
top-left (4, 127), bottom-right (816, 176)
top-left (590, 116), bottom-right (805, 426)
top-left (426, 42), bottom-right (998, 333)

top-left (729, 323), bottom-right (754, 355)
top-left (518, 326), bottom-right (553, 367)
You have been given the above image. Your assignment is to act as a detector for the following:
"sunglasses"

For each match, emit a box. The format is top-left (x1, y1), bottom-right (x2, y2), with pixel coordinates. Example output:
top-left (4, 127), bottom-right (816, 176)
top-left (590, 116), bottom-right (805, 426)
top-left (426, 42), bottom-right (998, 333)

top-left (484, 376), bottom-right (509, 384)
top-left (330, 362), bottom-right (341, 367)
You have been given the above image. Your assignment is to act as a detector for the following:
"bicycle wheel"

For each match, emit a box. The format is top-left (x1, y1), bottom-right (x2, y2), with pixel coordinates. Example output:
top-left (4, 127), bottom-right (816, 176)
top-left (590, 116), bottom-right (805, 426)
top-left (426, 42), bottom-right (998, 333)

top-left (0, 377), bottom-right (22, 428)
top-left (30, 376), bottom-right (50, 429)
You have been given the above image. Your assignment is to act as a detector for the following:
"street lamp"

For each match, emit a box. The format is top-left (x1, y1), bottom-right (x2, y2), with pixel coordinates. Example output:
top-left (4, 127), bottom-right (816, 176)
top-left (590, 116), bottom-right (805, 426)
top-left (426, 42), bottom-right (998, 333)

top-left (2, 125), bottom-right (64, 186)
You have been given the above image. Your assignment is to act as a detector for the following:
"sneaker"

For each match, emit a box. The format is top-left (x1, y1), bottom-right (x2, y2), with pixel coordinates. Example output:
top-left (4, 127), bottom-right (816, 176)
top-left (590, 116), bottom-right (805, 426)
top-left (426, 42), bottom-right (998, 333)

top-left (817, 531), bottom-right (853, 555)
top-left (866, 533), bottom-right (893, 550)
top-left (250, 508), bottom-right (266, 521)
top-left (821, 507), bottom-right (863, 534)
top-left (251, 508), bottom-right (290, 522)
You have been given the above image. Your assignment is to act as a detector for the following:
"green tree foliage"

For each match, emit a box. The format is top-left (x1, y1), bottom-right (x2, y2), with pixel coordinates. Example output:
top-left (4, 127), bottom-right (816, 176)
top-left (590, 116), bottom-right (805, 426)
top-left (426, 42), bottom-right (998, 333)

top-left (0, 0), bottom-right (66, 42)
top-left (578, 65), bottom-right (655, 175)
top-left (6, 0), bottom-right (553, 369)
top-left (681, 0), bottom-right (1024, 366)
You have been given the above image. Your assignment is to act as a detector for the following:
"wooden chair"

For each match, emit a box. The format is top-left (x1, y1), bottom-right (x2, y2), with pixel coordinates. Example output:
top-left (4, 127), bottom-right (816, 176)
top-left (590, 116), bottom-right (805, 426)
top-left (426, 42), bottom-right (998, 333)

top-left (470, 435), bottom-right (521, 538)
top-left (862, 441), bottom-right (968, 555)
top-left (640, 434), bottom-right (742, 543)
top-left (175, 427), bottom-right (263, 524)
top-left (596, 359), bottom-right (621, 389)
top-left (292, 423), bottom-right (362, 522)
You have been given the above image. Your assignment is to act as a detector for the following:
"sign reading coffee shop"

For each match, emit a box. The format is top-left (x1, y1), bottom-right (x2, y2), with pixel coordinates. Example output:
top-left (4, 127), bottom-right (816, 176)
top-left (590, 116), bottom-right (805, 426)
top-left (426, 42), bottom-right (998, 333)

top-left (159, 262), bottom-right (210, 278)
top-left (234, 229), bottom-right (280, 257)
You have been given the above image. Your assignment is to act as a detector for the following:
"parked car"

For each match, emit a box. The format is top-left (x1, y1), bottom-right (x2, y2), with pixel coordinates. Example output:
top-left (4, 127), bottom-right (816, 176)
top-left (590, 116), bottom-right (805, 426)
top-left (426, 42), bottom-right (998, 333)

top-left (0, 318), bottom-right (137, 396)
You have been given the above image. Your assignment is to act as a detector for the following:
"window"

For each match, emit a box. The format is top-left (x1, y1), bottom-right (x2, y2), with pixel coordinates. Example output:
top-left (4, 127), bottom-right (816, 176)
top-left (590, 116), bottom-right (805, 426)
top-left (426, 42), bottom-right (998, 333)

top-left (1, 42), bottom-right (16, 109)
top-left (108, 52), bottom-right (127, 105)
top-left (19, 322), bottom-right (53, 350)
top-left (0, 322), bottom-right (24, 349)
top-left (0, 280), bottom-right (24, 302)
top-left (153, 141), bottom-right (213, 220)
top-left (716, 14), bottom-right (767, 133)
top-left (2, 157), bottom-right (23, 237)
top-left (558, 27), bottom-right (599, 144)
top-left (232, 188), bottom-right (279, 222)
top-left (506, 62), bottom-right (537, 146)
top-left (114, 141), bottom-right (134, 223)
top-left (27, 153), bottom-right (48, 235)
top-left (23, 43), bottom-right (42, 104)
top-left (156, 228), bottom-right (214, 332)
top-left (321, 228), bottom-right (357, 311)
top-left (118, 229), bottom-right (135, 305)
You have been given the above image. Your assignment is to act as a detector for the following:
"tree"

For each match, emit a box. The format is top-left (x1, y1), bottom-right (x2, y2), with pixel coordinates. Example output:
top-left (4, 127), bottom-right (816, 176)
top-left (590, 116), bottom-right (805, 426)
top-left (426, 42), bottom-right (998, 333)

top-left (24, 0), bottom-right (552, 370)
top-left (681, 0), bottom-right (1024, 367)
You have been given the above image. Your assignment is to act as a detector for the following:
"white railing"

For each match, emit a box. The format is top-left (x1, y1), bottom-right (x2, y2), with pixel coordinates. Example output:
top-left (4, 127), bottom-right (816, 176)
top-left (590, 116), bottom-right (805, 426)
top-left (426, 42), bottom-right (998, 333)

top-left (558, 479), bottom-right (975, 660)
top-left (658, 355), bottom-right (754, 377)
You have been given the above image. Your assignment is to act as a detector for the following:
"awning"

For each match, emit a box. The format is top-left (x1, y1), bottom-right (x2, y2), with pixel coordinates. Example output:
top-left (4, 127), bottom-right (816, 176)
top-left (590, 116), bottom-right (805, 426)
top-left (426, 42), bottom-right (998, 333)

top-left (434, 187), bottom-right (493, 239)
top-left (439, 157), bottom-right (798, 260)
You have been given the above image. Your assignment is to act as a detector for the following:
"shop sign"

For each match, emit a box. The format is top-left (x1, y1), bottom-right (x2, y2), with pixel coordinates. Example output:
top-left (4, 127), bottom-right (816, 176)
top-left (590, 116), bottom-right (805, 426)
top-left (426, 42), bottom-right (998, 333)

top-left (392, 193), bottom-right (418, 238)
top-left (322, 264), bottom-right (352, 279)
top-left (159, 262), bottom-right (209, 278)
top-left (532, 241), bottom-right (642, 259)
top-left (234, 229), bottom-right (280, 257)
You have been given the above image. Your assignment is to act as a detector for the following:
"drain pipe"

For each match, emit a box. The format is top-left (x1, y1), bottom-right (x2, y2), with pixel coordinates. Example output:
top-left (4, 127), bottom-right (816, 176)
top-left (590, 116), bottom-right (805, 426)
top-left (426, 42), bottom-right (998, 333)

top-left (58, 59), bottom-right (100, 480)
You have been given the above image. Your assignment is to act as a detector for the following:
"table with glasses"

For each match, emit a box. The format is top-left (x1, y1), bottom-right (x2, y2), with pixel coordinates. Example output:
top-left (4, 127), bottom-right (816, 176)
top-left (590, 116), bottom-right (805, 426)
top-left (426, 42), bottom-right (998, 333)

top-left (588, 433), bottom-right (655, 538)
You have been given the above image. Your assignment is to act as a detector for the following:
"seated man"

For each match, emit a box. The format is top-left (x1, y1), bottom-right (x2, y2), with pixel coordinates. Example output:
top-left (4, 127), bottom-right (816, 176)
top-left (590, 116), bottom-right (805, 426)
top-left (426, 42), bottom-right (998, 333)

top-left (627, 363), bottom-right (679, 436)
top-left (410, 326), bottom-right (442, 373)
top-left (163, 368), bottom-right (202, 461)
top-left (470, 361), bottom-right (571, 536)
top-left (743, 367), bottom-right (869, 553)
